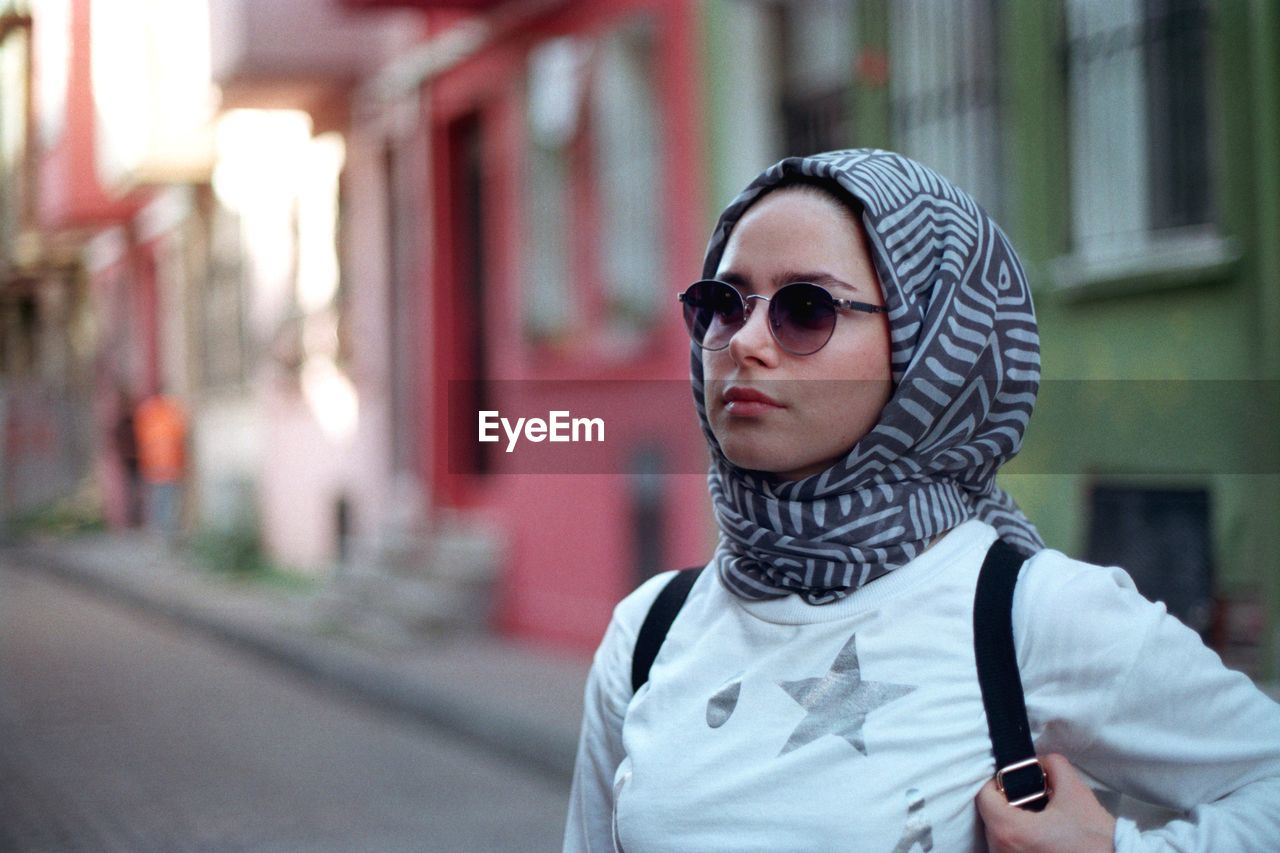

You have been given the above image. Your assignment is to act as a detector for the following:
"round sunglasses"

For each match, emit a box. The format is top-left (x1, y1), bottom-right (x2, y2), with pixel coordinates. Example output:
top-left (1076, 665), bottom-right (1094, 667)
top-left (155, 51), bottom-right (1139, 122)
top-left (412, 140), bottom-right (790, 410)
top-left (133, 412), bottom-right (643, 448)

top-left (678, 279), bottom-right (886, 356)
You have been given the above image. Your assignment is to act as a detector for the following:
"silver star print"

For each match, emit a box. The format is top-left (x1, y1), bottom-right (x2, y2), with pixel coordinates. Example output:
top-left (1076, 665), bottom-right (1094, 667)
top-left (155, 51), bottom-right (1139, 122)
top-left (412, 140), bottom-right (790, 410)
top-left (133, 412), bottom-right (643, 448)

top-left (777, 633), bottom-right (915, 756)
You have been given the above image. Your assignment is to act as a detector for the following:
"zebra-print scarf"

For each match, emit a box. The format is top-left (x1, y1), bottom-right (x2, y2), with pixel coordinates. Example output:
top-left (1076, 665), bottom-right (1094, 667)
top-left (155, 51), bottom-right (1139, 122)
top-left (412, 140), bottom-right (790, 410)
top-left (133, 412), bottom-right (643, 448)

top-left (694, 150), bottom-right (1045, 604)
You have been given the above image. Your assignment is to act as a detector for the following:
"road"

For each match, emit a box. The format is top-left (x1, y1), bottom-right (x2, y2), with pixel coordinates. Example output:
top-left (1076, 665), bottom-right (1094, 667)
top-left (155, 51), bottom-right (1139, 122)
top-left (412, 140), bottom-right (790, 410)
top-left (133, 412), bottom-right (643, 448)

top-left (0, 559), bottom-right (570, 851)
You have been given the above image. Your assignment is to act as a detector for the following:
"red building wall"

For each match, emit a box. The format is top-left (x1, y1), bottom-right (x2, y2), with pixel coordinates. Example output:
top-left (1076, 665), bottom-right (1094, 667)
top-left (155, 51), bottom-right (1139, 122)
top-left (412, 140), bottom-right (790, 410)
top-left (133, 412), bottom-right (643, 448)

top-left (421, 0), bottom-right (715, 652)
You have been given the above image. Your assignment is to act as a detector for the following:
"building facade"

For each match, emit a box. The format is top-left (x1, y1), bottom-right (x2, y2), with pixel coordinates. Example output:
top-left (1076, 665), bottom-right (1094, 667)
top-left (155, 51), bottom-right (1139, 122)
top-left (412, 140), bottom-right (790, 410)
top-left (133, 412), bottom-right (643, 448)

top-left (6, 0), bottom-right (1278, 675)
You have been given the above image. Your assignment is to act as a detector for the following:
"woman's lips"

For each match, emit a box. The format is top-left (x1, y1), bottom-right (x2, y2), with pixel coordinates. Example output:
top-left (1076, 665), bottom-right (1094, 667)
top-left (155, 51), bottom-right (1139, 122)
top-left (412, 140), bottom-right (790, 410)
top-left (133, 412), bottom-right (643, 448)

top-left (725, 400), bottom-right (782, 416)
top-left (723, 386), bottom-right (784, 416)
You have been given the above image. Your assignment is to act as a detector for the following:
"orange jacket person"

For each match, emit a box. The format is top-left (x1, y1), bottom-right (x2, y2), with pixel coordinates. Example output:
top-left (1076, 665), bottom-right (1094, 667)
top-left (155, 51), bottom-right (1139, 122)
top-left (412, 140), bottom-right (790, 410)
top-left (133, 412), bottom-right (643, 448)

top-left (134, 394), bottom-right (186, 485)
top-left (134, 394), bottom-right (186, 541)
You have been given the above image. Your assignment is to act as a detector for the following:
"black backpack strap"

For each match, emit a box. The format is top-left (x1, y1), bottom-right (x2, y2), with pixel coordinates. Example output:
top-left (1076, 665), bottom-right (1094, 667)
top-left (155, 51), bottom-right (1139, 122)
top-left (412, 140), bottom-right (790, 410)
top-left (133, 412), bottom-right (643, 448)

top-left (974, 538), bottom-right (1049, 811)
top-left (631, 567), bottom-right (704, 693)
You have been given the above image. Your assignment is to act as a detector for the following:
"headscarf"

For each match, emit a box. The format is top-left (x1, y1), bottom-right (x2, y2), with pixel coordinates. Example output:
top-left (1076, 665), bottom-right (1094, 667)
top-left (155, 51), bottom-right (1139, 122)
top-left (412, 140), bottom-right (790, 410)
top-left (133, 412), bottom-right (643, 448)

top-left (694, 149), bottom-right (1045, 604)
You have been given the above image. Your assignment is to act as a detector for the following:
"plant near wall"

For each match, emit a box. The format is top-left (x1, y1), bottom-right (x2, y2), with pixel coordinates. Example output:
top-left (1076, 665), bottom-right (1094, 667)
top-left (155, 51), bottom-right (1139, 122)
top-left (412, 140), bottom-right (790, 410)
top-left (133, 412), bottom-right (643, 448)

top-left (186, 526), bottom-right (317, 592)
top-left (188, 525), bottom-right (270, 576)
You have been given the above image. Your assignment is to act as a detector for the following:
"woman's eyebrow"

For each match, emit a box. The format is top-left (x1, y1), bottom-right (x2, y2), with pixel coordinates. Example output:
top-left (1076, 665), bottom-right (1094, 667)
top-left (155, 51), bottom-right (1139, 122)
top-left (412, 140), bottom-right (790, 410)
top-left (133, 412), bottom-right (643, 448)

top-left (717, 270), bottom-right (754, 291)
top-left (718, 270), bottom-right (862, 294)
top-left (779, 271), bottom-right (860, 294)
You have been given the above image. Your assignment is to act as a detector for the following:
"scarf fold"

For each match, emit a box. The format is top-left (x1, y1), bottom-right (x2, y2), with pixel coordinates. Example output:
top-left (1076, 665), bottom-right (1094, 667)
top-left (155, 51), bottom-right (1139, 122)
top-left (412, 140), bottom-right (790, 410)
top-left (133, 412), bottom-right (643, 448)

top-left (694, 150), bottom-right (1044, 604)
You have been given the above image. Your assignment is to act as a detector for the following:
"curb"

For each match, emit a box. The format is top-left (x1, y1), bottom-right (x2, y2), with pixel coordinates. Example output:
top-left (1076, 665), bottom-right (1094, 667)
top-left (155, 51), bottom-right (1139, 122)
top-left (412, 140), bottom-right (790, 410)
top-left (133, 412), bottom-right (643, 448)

top-left (8, 545), bottom-right (580, 783)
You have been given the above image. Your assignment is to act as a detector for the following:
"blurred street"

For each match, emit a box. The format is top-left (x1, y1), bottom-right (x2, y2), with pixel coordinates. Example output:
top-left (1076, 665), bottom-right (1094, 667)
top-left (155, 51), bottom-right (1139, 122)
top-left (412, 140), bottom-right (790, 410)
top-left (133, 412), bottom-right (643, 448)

top-left (1, 0), bottom-right (1279, 847)
top-left (0, 541), bottom-right (580, 852)
top-left (0, 0), bottom-right (1273, 681)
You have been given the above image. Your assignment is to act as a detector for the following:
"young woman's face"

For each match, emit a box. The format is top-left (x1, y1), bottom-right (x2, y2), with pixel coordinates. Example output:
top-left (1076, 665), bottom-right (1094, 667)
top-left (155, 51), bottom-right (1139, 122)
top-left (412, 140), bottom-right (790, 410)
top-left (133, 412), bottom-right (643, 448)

top-left (703, 189), bottom-right (893, 481)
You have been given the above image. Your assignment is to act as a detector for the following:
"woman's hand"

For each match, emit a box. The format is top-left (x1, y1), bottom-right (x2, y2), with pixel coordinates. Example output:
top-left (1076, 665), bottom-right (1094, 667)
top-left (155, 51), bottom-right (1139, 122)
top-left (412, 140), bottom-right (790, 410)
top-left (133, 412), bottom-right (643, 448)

top-left (976, 753), bottom-right (1117, 853)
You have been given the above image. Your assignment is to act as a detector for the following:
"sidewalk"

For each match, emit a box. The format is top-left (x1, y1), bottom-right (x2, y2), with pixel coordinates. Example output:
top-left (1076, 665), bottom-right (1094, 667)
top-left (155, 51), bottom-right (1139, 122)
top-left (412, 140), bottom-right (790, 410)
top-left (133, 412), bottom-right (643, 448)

top-left (12, 531), bottom-right (1277, 793)
top-left (4, 532), bottom-right (591, 784)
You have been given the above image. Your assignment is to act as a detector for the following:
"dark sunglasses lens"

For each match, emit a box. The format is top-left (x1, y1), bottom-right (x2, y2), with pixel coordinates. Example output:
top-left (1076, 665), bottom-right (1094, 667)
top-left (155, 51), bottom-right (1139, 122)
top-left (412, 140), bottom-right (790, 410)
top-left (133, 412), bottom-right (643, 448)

top-left (772, 283), bottom-right (837, 354)
top-left (682, 281), bottom-right (743, 350)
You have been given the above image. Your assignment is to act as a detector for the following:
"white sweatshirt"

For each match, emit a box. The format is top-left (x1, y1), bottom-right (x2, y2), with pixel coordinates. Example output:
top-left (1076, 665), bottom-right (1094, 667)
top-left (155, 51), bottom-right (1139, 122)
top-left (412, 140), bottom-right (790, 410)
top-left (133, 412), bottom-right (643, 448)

top-left (563, 519), bottom-right (1280, 852)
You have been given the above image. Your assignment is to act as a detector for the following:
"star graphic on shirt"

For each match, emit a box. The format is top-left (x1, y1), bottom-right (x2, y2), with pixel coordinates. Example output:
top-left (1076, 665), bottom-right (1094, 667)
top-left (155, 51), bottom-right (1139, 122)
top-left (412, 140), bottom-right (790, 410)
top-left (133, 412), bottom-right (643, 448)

top-left (777, 632), bottom-right (915, 756)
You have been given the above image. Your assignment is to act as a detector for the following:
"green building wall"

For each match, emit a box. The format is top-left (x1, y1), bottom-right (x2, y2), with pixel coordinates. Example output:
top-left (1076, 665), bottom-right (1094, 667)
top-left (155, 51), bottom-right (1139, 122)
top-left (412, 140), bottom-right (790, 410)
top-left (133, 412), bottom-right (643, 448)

top-left (700, 0), bottom-right (1280, 680)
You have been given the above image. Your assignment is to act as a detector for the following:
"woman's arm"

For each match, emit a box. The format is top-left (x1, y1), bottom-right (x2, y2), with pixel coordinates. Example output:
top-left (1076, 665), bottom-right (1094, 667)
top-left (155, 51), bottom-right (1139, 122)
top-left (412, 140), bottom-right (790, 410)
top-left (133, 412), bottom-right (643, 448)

top-left (1014, 553), bottom-right (1280, 852)
top-left (563, 657), bottom-right (628, 853)
top-left (563, 572), bottom-right (676, 853)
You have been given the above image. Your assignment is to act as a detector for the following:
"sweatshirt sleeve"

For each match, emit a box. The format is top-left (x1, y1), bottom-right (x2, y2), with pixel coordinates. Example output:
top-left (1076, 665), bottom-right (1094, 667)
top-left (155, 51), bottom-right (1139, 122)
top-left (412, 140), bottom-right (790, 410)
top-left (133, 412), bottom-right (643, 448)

top-left (1014, 551), bottom-right (1280, 852)
top-left (563, 572), bottom-right (675, 853)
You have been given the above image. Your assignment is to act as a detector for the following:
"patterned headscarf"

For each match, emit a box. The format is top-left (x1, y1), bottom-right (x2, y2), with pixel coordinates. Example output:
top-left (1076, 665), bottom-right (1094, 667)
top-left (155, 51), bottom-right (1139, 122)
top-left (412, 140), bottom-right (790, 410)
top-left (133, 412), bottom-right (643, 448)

top-left (694, 150), bottom-right (1044, 604)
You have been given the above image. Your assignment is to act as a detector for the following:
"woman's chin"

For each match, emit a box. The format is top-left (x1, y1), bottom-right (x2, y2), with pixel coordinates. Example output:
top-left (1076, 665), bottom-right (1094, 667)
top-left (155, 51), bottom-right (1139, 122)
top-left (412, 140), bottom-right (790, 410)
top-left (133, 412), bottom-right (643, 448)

top-left (720, 448), bottom-right (801, 479)
top-left (719, 447), bottom-right (840, 482)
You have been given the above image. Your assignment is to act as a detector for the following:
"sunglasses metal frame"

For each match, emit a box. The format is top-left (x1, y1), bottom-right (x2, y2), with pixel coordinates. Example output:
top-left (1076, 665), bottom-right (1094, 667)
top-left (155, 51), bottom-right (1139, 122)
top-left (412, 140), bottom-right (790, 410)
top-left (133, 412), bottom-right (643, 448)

top-left (678, 278), bottom-right (886, 356)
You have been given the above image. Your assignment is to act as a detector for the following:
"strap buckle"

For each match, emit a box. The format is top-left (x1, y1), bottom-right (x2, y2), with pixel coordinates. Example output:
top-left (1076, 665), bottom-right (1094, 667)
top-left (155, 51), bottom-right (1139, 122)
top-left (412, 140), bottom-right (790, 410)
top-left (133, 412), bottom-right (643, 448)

top-left (995, 757), bottom-right (1051, 809)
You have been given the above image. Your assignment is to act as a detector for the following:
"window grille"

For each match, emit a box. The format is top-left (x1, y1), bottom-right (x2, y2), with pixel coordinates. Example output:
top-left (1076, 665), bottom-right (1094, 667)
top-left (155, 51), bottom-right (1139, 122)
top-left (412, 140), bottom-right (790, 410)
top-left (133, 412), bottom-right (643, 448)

top-left (889, 0), bottom-right (1004, 221)
top-left (1064, 0), bottom-right (1212, 259)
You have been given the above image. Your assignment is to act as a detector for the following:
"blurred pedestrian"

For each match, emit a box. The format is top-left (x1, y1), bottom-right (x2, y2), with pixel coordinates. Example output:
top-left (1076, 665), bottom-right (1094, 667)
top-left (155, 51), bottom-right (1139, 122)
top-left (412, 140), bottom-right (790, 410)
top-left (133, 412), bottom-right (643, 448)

top-left (134, 392), bottom-right (187, 544)
top-left (565, 150), bottom-right (1280, 851)
top-left (113, 387), bottom-right (141, 528)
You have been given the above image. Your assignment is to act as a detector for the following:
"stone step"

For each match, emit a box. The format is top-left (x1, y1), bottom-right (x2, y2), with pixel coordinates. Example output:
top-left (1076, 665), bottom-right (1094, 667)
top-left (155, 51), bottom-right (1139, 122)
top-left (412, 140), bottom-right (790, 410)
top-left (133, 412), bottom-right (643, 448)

top-left (318, 513), bottom-right (504, 644)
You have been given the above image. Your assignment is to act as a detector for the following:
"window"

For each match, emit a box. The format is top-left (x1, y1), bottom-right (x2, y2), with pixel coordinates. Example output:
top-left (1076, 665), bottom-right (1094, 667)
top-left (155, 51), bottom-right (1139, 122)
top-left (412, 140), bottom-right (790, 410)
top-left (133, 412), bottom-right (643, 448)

top-left (889, 0), bottom-right (1004, 220)
top-left (0, 14), bottom-right (31, 263)
top-left (1086, 485), bottom-right (1213, 636)
top-left (1064, 0), bottom-right (1213, 261)
top-left (772, 0), bottom-right (857, 157)
top-left (200, 196), bottom-right (248, 389)
top-left (522, 16), bottom-right (663, 351)
top-left (523, 36), bottom-right (585, 344)
top-left (592, 19), bottom-right (662, 338)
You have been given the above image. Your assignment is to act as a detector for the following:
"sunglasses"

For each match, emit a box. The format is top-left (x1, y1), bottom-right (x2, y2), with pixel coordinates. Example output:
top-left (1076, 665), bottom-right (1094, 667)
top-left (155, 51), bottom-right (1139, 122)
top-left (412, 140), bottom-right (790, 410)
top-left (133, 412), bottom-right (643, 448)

top-left (678, 279), bottom-right (886, 356)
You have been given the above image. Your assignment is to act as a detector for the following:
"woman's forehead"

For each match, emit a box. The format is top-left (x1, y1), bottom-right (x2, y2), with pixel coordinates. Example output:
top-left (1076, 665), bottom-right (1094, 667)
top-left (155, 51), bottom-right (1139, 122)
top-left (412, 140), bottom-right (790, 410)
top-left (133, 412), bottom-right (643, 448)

top-left (715, 191), bottom-right (874, 284)
top-left (736, 184), bottom-right (855, 222)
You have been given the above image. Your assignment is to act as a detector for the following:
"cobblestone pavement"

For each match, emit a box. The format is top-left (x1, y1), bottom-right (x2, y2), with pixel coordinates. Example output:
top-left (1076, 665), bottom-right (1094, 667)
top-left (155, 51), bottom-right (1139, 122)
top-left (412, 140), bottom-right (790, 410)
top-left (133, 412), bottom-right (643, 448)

top-left (10, 532), bottom-right (590, 785)
top-left (0, 560), bottom-right (570, 851)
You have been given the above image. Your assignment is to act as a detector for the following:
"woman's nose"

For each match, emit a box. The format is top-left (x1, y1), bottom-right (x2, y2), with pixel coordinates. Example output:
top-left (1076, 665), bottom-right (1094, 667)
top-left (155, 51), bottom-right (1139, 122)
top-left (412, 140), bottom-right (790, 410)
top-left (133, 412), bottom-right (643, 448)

top-left (727, 296), bottom-right (779, 365)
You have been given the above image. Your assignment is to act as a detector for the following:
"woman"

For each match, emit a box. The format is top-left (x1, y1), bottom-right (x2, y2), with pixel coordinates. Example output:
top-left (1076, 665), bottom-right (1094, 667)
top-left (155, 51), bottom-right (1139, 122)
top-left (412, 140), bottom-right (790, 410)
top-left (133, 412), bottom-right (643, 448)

top-left (564, 150), bottom-right (1280, 851)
